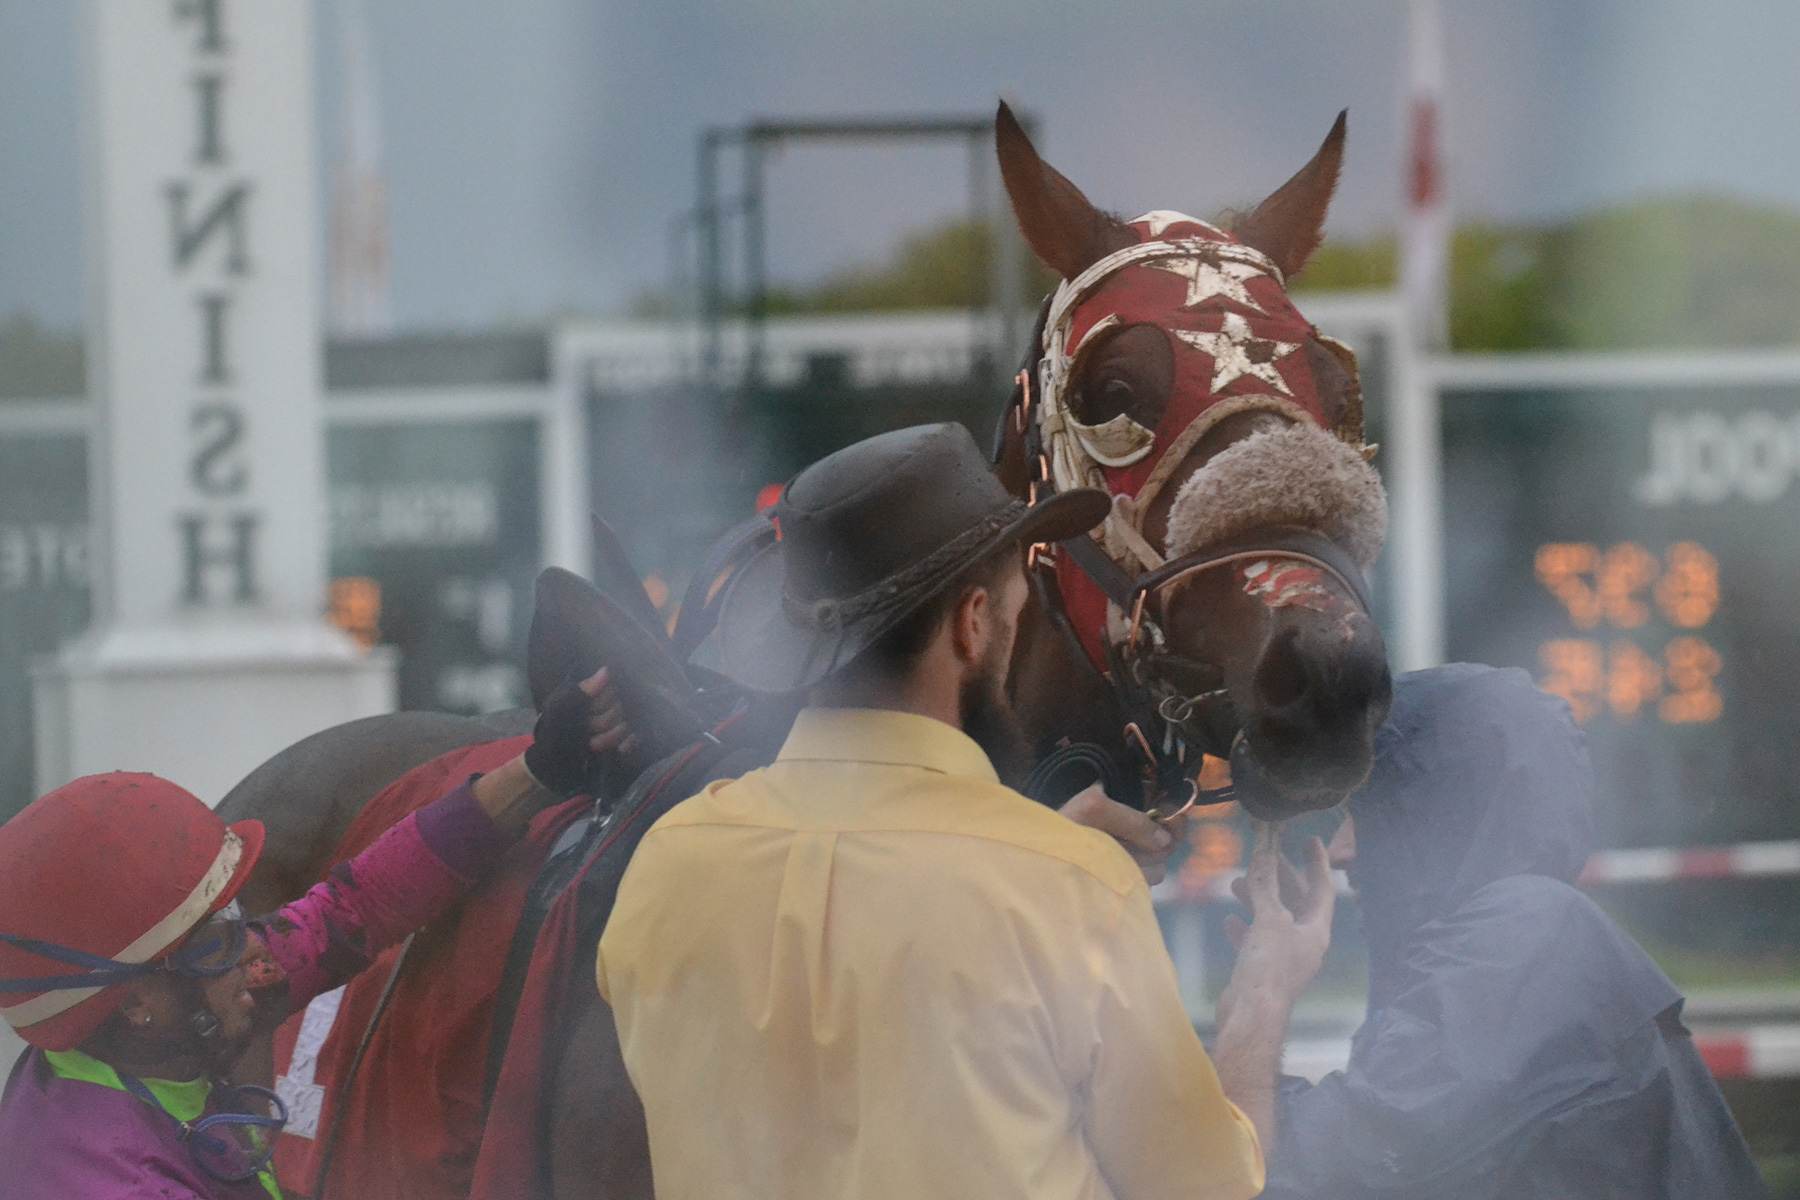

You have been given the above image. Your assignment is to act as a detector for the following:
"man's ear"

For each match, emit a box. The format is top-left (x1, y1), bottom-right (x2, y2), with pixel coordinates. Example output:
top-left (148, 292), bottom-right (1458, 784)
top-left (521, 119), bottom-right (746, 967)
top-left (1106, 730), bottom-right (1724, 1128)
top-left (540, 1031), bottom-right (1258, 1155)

top-left (948, 584), bottom-right (992, 667)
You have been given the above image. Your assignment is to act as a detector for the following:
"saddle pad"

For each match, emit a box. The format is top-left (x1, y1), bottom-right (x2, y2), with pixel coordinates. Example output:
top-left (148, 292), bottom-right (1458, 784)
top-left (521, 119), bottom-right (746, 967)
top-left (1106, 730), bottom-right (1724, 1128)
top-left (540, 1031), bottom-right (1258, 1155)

top-left (269, 736), bottom-right (586, 1200)
top-left (470, 697), bottom-right (798, 1200)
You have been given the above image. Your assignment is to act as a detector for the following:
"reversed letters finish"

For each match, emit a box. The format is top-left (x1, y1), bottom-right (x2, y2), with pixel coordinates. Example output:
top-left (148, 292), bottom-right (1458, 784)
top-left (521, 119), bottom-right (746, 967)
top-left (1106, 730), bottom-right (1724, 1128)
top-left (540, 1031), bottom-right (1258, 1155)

top-left (170, 0), bottom-right (259, 606)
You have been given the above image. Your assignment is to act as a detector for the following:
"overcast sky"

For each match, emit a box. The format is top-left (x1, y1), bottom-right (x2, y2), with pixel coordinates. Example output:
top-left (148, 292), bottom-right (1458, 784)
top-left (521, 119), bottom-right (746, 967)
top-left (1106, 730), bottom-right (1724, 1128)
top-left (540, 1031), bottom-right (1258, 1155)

top-left (4, 0), bottom-right (1800, 331)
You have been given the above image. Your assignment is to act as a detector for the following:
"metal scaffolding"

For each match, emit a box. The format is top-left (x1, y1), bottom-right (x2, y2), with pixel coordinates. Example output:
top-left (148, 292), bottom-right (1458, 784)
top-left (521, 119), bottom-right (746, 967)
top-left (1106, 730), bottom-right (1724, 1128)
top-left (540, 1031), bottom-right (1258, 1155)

top-left (674, 112), bottom-right (1038, 393)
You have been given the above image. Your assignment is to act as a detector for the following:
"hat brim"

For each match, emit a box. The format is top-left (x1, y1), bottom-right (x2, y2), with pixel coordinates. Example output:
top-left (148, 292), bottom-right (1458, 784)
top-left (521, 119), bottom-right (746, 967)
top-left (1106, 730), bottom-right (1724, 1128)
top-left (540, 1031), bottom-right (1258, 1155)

top-left (716, 486), bottom-right (1112, 694)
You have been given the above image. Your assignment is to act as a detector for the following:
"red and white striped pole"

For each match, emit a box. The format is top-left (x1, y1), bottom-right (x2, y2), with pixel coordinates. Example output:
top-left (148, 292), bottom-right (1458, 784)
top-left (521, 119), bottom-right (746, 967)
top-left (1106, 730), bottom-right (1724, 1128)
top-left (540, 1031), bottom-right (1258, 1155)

top-left (1579, 840), bottom-right (1800, 885)
top-left (1401, 0), bottom-right (1449, 352)
top-left (1387, 0), bottom-right (1451, 671)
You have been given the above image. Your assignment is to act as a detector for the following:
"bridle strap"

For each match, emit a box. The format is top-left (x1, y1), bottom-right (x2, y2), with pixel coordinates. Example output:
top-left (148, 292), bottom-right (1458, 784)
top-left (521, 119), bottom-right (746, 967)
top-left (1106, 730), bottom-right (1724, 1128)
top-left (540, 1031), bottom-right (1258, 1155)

top-left (1131, 527), bottom-right (1374, 618)
top-left (1057, 531), bottom-right (1138, 613)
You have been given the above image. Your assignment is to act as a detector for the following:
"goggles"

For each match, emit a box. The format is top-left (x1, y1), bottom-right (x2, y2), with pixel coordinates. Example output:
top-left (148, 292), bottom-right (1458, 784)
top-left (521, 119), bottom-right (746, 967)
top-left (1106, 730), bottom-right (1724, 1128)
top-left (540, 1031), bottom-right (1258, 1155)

top-left (120, 1072), bottom-right (288, 1183)
top-left (0, 903), bottom-right (250, 994)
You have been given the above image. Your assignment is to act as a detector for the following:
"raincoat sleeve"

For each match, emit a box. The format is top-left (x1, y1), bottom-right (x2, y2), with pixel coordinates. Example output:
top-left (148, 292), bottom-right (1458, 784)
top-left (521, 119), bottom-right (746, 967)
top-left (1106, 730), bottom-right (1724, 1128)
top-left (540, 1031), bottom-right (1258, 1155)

top-left (1260, 876), bottom-right (1685, 1199)
top-left (251, 778), bottom-right (517, 1008)
top-left (1083, 882), bottom-right (1265, 1200)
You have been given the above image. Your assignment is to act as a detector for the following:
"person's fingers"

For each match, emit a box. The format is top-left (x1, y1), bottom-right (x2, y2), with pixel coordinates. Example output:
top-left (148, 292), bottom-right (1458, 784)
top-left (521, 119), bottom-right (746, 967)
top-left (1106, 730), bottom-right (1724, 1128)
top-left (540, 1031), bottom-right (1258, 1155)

top-left (586, 701), bottom-right (625, 732)
top-left (1057, 783), bottom-right (1106, 819)
top-left (1297, 836), bottom-right (1337, 928)
top-left (1229, 875), bottom-right (1250, 907)
top-left (1060, 785), bottom-right (1175, 858)
top-left (1223, 913), bottom-right (1247, 951)
top-left (1244, 821), bottom-right (1284, 913)
top-left (1140, 861), bottom-right (1167, 886)
top-left (589, 723), bottom-right (630, 754)
top-left (1277, 852), bottom-right (1307, 913)
top-left (577, 666), bottom-right (610, 697)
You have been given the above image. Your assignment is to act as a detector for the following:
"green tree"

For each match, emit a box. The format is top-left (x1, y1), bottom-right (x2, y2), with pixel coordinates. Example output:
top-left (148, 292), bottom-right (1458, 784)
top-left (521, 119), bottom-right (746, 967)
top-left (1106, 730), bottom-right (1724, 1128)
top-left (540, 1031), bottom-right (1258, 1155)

top-left (0, 312), bottom-right (83, 398)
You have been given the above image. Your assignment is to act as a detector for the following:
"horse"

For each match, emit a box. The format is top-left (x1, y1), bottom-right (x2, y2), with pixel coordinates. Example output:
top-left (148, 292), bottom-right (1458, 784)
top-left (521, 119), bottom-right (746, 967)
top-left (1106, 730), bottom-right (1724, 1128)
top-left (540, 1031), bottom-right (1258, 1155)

top-left (217, 103), bottom-right (1392, 1200)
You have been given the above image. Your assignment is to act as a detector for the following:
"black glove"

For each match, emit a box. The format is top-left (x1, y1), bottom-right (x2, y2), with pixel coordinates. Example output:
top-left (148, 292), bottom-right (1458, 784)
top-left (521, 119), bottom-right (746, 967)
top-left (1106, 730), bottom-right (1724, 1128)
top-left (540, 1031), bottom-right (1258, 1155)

top-left (524, 679), bottom-right (602, 796)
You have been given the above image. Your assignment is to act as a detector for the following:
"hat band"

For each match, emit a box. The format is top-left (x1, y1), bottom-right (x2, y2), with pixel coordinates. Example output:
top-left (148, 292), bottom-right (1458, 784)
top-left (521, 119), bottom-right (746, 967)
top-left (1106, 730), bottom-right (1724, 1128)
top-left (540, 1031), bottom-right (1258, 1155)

top-left (0, 829), bottom-right (245, 1030)
top-left (783, 502), bottom-right (1027, 633)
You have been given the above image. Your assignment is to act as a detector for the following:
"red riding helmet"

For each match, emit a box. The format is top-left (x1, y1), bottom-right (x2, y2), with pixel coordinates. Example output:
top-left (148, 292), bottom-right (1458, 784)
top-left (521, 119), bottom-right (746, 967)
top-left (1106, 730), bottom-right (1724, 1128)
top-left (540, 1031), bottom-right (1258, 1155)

top-left (0, 773), bottom-right (264, 1050)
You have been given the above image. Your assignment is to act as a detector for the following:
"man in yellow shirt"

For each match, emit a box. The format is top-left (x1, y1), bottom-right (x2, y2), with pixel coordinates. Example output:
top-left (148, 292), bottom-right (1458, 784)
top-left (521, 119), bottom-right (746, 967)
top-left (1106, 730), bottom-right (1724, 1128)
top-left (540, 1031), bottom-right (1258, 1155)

top-left (598, 423), bottom-right (1334, 1200)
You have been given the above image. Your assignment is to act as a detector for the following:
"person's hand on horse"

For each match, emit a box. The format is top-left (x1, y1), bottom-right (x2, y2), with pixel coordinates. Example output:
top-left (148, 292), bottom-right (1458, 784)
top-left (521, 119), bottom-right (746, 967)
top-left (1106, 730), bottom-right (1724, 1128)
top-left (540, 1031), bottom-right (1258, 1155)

top-left (1216, 826), bottom-right (1334, 1026)
top-left (525, 667), bottom-right (639, 797)
top-left (1059, 784), bottom-right (1187, 885)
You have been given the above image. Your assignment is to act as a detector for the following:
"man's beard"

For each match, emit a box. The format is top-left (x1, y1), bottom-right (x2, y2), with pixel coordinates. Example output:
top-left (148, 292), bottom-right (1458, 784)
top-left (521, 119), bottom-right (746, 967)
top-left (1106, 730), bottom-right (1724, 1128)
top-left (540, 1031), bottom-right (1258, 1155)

top-left (960, 649), bottom-right (1032, 785)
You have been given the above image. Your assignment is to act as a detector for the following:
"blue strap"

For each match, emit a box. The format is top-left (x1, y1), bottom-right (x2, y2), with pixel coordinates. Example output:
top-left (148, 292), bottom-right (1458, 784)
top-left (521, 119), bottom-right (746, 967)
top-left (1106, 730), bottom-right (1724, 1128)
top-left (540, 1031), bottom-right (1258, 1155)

top-left (118, 1072), bottom-right (176, 1117)
top-left (0, 930), bottom-right (155, 993)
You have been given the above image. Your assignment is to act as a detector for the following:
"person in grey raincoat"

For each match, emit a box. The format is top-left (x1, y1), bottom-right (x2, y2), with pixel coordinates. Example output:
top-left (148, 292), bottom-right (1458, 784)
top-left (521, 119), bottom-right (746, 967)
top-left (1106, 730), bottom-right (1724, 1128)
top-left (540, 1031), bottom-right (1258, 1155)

top-left (1257, 662), bottom-right (1768, 1199)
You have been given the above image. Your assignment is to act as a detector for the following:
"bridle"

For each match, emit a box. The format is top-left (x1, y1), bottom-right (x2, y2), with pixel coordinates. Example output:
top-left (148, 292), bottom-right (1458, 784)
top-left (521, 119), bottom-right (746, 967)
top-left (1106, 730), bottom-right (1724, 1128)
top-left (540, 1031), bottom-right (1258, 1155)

top-left (1001, 228), bottom-right (1376, 820)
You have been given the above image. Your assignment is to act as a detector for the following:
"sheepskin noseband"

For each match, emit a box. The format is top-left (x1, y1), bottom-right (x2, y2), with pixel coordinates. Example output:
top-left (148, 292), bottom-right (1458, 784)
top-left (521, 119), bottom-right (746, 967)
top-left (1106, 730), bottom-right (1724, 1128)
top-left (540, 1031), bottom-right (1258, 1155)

top-left (1165, 421), bottom-right (1387, 573)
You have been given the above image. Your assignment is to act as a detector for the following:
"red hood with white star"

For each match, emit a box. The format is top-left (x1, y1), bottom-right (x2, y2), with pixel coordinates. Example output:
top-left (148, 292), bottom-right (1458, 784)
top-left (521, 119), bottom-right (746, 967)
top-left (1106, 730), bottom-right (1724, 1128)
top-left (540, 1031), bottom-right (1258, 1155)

top-left (1060, 210), bottom-right (1333, 502)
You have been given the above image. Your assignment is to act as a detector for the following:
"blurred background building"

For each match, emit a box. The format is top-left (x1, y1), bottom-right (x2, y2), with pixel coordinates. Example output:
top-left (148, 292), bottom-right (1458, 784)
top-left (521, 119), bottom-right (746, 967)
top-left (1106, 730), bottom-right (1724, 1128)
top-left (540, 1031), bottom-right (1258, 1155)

top-left (3, 0), bottom-right (1800, 1184)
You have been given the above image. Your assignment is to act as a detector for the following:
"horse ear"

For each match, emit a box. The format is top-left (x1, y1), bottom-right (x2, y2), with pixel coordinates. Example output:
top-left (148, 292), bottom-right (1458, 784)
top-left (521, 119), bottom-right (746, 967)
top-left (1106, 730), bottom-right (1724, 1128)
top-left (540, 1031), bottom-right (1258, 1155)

top-left (996, 100), bottom-right (1133, 280)
top-left (1233, 110), bottom-right (1347, 281)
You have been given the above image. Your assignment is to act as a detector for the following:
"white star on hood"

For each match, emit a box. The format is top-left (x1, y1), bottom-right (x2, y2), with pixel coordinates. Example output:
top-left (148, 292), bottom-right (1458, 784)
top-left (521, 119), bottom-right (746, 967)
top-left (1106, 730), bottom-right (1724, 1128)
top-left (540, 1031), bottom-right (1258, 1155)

top-left (1175, 312), bottom-right (1299, 396)
top-left (1148, 254), bottom-right (1268, 313)
top-left (1133, 210), bottom-right (1224, 238)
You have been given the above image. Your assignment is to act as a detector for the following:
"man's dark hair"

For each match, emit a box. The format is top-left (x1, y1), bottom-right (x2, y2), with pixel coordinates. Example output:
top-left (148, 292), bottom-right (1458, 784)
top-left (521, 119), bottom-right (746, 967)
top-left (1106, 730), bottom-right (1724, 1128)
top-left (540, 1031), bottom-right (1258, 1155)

top-left (848, 544), bottom-right (1024, 680)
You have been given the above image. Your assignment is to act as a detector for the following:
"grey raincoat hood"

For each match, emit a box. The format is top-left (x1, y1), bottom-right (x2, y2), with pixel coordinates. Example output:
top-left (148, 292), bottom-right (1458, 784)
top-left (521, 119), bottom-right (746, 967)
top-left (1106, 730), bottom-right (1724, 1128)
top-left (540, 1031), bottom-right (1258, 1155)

top-left (1350, 661), bottom-right (1596, 1009)
top-left (1263, 664), bottom-right (1768, 1200)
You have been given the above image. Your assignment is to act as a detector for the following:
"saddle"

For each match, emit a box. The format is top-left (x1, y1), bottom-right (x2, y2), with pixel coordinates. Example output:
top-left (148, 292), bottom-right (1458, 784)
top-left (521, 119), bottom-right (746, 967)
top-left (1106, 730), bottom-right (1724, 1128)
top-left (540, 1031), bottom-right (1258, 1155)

top-left (486, 512), bottom-right (797, 1108)
top-left (284, 513), bottom-right (788, 1200)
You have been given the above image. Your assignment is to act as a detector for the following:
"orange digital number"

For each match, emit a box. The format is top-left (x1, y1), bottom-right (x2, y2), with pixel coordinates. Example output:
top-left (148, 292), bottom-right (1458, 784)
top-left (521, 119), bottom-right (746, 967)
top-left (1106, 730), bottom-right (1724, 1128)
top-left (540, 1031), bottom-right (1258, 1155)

top-left (1607, 639), bottom-right (1663, 721)
top-left (1660, 636), bottom-right (1724, 724)
top-left (1535, 540), bottom-right (1722, 726)
top-left (1597, 543), bottom-right (1659, 629)
top-left (1655, 542), bottom-right (1720, 629)
top-left (329, 577), bottom-right (382, 648)
top-left (1535, 544), bottom-right (1602, 629)
top-left (1540, 638), bottom-right (1604, 723)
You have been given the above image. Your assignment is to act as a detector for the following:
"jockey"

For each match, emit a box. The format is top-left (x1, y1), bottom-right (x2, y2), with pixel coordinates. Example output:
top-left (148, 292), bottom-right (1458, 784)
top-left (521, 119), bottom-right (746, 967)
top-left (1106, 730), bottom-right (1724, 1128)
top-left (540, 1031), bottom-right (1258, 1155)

top-left (0, 668), bottom-right (629, 1200)
top-left (597, 423), bottom-right (1335, 1200)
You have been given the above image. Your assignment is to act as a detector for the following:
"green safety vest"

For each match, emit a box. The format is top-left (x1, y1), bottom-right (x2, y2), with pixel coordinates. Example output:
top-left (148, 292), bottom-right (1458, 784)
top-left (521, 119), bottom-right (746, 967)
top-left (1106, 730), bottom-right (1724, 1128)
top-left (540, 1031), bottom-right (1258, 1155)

top-left (44, 1048), bottom-right (283, 1200)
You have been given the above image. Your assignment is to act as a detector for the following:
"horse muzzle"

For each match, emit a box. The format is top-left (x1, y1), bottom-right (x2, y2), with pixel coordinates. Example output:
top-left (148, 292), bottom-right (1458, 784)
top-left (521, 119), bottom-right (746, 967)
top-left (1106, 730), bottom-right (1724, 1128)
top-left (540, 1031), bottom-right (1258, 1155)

top-left (1227, 606), bottom-right (1393, 821)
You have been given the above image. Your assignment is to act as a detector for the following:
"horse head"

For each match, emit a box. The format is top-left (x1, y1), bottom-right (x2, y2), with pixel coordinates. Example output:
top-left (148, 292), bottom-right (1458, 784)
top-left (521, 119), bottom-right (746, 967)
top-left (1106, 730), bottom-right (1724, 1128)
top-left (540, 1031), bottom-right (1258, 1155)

top-left (993, 102), bottom-right (1392, 823)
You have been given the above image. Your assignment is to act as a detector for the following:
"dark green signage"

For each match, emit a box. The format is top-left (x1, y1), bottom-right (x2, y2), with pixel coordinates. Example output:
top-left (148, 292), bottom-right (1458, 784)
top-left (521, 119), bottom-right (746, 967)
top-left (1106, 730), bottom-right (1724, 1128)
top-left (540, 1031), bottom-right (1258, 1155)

top-left (326, 419), bottom-right (542, 716)
top-left (1442, 383), bottom-right (1800, 848)
top-left (0, 432), bottom-right (90, 823)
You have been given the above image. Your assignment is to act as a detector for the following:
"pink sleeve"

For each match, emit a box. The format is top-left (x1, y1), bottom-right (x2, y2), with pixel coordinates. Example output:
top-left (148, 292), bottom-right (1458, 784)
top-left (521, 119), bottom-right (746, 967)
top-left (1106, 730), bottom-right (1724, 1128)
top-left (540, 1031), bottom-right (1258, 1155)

top-left (253, 779), bottom-right (515, 1007)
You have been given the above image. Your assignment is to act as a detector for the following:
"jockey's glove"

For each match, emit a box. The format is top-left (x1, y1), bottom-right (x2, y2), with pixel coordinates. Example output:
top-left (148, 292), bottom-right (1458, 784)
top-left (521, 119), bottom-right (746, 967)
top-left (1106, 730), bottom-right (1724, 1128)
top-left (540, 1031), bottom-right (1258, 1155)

top-left (524, 679), bottom-right (599, 796)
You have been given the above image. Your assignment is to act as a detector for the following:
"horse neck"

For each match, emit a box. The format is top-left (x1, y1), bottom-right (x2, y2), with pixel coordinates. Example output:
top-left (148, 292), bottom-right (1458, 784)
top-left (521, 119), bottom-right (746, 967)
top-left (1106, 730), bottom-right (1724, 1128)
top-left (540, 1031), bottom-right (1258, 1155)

top-left (1009, 586), bottom-right (1120, 763)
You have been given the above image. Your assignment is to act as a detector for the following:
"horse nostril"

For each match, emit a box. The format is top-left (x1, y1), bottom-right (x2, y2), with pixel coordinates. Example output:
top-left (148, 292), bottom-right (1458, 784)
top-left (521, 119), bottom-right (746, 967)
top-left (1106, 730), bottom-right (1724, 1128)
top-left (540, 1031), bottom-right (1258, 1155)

top-left (1253, 626), bottom-right (1310, 710)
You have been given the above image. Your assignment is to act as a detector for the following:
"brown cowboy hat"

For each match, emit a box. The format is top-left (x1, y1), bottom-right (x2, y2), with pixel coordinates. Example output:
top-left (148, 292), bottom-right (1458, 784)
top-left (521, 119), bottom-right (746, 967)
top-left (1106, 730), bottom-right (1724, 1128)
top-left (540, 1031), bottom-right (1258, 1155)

top-left (716, 423), bottom-right (1110, 693)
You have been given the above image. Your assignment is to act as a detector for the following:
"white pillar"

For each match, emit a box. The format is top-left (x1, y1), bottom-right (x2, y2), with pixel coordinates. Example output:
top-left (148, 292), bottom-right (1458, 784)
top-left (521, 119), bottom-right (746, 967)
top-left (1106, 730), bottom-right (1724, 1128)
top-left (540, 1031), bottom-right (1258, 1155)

top-left (1391, 0), bottom-right (1450, 671)
top-left (33, 0), bottom-right (393, 806)
top-left (1387, 341), bottom-right (1445, 672)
